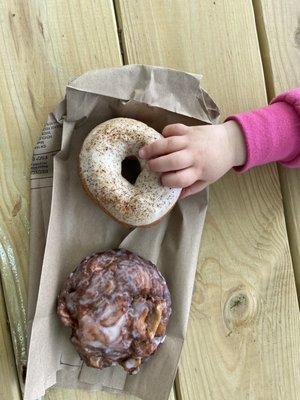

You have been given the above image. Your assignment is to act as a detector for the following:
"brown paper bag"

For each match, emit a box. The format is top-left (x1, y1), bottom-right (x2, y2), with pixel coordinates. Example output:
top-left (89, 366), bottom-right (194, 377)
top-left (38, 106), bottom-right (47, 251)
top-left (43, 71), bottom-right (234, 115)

top-left (26, 65), bottom-right (219, 400)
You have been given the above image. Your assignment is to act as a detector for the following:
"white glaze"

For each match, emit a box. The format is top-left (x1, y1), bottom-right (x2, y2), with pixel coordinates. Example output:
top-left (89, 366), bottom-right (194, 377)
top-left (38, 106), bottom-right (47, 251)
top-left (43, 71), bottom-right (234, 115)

top-left (79, 118), bottom-right (181, 226)
top-left (124, 358), bottom-right (138, 370)
top-left (99, 313), bottom-right (127, 343)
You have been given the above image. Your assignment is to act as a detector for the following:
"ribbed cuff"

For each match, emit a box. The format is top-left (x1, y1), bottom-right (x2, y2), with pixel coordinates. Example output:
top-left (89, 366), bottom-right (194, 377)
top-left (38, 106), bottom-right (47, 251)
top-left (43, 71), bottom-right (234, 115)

top-left (226, 102), bottom-right (300, 172)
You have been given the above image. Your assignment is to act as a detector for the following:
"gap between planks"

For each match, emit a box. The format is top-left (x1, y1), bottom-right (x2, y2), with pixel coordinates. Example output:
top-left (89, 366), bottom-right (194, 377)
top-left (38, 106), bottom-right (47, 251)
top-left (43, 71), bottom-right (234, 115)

top-left (113, 0), bottom-right (128, 65)
top-left (0, 278), bottom-right (22, 399)
top-left (251, 0), bottom-right (275, 100)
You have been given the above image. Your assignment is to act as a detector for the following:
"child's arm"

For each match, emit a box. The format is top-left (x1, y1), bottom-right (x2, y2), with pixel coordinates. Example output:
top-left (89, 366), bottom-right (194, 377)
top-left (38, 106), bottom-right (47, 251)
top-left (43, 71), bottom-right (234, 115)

top-left (226, 88), bottom-right (300, 172)
top-left (139, 88), bottom-right (300, 198)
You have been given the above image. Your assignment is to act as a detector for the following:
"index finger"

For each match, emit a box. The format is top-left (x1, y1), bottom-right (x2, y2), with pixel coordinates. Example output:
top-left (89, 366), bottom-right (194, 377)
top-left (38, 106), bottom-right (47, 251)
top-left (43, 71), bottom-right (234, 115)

top-left (139, 136), bottom-right (186, 159)
top-left (162, 123), bottom-right (189, 137)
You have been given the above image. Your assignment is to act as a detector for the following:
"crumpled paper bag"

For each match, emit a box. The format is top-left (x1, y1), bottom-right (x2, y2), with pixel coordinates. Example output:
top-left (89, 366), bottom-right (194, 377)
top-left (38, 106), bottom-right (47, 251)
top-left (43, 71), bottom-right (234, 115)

top-left (26, 65), bottom-right (219, 400)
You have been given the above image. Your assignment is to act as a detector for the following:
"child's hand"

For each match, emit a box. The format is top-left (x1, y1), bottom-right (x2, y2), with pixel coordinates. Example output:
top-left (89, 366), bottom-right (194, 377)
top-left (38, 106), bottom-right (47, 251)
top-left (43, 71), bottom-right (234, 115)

top-left (139, 121), bottom-right (246, 199)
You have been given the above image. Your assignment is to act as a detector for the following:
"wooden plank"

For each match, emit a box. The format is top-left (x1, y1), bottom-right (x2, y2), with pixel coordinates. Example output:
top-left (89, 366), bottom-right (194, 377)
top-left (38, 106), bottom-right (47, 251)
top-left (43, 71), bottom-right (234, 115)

top-left (116, 0), bottom-right (300, 399)
top-left (115, 0), bottom-right (267, 118)
top-left (253, 0), bottom-right (300, 300)
top-left (0, 281), bottom-right (21, 400)
top-left (45, 387), bottom-right (176, 400)
top-left (0, 1), bottom-right (177, 398)
top-left (0, 0), bottom-right (122, 393)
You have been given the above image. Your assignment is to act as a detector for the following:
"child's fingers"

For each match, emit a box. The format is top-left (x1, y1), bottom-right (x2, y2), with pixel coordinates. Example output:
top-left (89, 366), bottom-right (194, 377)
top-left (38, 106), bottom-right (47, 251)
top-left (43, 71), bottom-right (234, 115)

top-left (162, 123), bottom-right (189, 137)
top-left (161, 167), bottom-right (197, 188)
top-left (147, 150), bottom-right (192, 173)
top-left (180, 180), bottom-right (208, 199)
top-left (139, 136), bottom-right (186, 159)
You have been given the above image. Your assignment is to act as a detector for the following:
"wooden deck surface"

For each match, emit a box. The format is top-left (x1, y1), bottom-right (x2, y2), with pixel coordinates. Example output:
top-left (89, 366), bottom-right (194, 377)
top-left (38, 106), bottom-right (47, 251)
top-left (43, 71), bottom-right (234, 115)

top-left (0, 1), bottom-right (299, 399)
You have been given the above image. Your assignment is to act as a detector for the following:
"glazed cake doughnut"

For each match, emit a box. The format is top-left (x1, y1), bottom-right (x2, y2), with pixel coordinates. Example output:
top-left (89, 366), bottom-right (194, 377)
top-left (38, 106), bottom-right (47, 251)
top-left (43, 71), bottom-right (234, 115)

top-left (57, 249), bottom-right (172, 375)
top-left (79, 118), bottom-right (181, 226)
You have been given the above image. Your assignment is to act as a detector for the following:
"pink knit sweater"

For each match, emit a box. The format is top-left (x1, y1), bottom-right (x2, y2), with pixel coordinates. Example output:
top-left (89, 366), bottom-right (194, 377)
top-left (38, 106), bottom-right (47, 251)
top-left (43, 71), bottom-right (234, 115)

top-left (226, 88), bottom-right (300, 172)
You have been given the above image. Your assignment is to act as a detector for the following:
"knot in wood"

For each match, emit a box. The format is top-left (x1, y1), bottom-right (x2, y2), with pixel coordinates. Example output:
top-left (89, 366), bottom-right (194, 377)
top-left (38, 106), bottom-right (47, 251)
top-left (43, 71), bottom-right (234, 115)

top-left (223, 286), bottom-right (257, 332)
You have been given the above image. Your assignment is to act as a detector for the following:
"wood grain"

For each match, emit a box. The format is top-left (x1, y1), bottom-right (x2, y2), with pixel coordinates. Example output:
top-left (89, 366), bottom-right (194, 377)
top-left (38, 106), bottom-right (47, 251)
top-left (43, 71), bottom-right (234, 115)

top-left (253, 0), bottom-right (300, 300)
top-left (44, 387), bottom-right (176, 400)
top-left (0, 2), bottom-right (177, 399)
top-left (116, 0), bottom-right (300, 398)
top-left (115, 0), bottom-right (267, 118)
top-left (0, 281), bottom-right (21, 400)
top-left (0, 0), bottom-right (121, 391)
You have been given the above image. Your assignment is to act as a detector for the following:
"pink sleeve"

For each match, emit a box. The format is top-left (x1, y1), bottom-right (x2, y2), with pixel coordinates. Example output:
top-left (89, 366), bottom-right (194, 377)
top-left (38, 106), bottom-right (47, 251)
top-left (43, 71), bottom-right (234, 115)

top-left (226, 88), bottom-right (300, 172)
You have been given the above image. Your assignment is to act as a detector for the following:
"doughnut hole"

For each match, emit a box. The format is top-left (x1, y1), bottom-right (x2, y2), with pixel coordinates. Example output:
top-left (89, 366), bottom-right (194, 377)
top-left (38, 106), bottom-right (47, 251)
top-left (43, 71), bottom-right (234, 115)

top-left (121, 156), bottom-right (142, 185)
